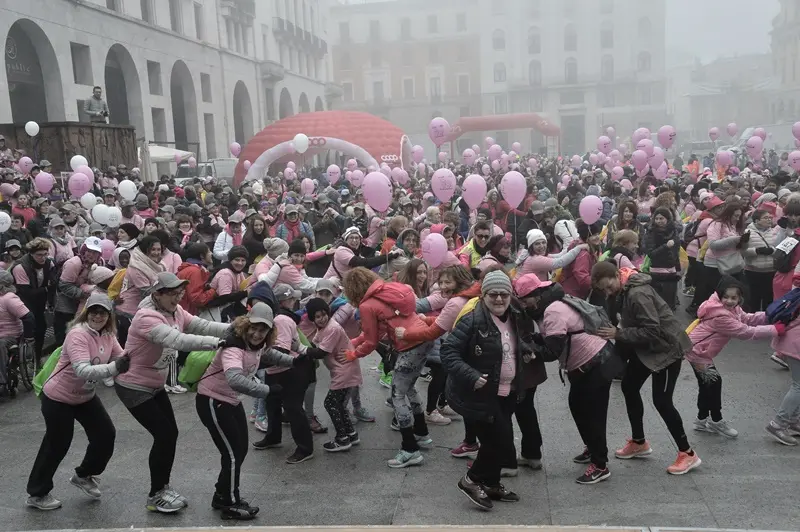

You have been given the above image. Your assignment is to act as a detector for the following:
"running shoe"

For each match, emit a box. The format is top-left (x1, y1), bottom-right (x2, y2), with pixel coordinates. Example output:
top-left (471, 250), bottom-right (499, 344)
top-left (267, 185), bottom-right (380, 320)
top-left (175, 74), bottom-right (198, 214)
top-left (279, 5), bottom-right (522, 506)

top-left (573, 447), bottom-right (591, 464)
top-left (69, 474), bottom-right (101, 499)
top-left (285, 449), bottom-right (314, 464)
top-left (483, 483), bottom-right (519, 501)
top-left (457, 474), bottom-right (492, 510)
top-left (220, 500), bottom-right (259, 521)
top-left (667, 451), bottom-right (701, 475)
top-left (254, 416), bottom-right (268, 433)
top-left (323, 439), bottom-right (352, 452)
top-left (451, 441), bottom-right (479, 459)
top-left (765, 421), bottom-right (799, 446)
top-left (518, 456), bottom-right (543, 470)
top-left (425, 409), bottom-right (452, 425)
top-left (379, 373), bottom-right (393, 388)
top-left (171, 384), bottom-right (187, 394)
top-left (348, 432), bottom-right (361, 445)
top-left (164, 485), bottom-right (188, 507)
top-left (771, 353), bottom-right (790, 369)
top-left (252, 437), bottom-right (282, 450)
top-left (415, 433), bottom-right (434, 448)
top-left (25, 494), bottom-right (62, 511)
top-left (439, 405), bottom-right (461, 418)
top-left (387, 450), bottom-right (424, 468)
top-left (706, 419), bottom-right (738, 438)
top-left (614, 439), bottom-right (652, 459)
top-left (247, 408), bottom-right (257, 423)
top-left (164, 384), bottom-right (176, 394)
top-left (575, 464), bottom-right (611, 485)
top-left (500, 468), bottom-right (518, 478)
top-left (146, 488), bottom-right (185, 513)
top-left (353, 407), bottom-right (375, 422)
top-left (693, 417), bottom-right (712, 432)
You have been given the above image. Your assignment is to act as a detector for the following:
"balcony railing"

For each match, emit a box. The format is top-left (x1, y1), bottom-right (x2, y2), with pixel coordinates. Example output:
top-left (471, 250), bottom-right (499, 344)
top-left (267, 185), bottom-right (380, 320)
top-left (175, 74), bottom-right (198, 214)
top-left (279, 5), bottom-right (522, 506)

top-left (260, 60), bottom-right (285, 83)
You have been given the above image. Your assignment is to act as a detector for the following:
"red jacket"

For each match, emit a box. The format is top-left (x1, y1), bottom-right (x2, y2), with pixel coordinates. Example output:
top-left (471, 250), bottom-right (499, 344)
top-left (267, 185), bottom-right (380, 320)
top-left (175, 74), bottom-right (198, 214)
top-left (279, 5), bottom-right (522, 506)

top-left (177, 262), bottom-right (216, 315)
top-left (352, 280), bottom-right (428, 357)
top-left (560, 240), bottom-right (597, 300)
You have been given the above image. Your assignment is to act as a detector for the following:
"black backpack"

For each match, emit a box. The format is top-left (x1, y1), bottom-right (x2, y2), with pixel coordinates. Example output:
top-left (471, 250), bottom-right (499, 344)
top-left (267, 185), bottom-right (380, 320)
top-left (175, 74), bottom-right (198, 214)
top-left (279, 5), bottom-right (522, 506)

top-left (681, 219), bottom-right (702, 248)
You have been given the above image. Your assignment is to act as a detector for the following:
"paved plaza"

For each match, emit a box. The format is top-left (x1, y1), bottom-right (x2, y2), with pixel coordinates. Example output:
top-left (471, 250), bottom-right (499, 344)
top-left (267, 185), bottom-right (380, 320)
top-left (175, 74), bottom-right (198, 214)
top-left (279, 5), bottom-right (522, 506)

top-left (1, 334), bottom-right (799, 532)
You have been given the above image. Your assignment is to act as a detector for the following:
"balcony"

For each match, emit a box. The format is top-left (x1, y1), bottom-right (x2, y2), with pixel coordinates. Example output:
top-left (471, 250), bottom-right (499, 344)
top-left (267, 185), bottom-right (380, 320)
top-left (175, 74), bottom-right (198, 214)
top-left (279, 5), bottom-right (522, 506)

top-left (273, 17), bottom-right (287, 35)
top-left (287, 21), bottom-right (295, 36)
top-left (220, 0), bottom-right (255, 19)
top-left (260, 60), bottom-right (285, 83)
top-left (325, 82), bottom-right (344, 100)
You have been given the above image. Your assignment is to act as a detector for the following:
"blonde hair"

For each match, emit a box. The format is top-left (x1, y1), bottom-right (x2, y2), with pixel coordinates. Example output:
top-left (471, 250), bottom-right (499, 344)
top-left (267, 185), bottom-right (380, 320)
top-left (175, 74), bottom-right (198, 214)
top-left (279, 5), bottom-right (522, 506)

top-left (343, 267), bottom-right (380, 306)
top-left (613, 229), bottom-right (639, 248)
top-left (26, 237), bottom-right (51, 254)
top-left (69, 302), bottom-right (117, 335)
top-left (231, 316), bottom-right (276, 346)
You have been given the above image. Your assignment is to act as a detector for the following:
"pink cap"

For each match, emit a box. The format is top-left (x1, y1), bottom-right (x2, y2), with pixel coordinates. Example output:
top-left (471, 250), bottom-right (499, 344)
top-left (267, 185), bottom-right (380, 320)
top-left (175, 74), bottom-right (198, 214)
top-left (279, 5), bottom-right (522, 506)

top-left (513, 274), bottom-right (552, 298)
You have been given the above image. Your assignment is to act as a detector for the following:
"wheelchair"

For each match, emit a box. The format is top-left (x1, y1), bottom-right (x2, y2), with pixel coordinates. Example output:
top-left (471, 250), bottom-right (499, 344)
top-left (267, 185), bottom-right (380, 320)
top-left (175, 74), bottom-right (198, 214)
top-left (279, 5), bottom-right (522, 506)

top-left (3, 339), bottom-right (37, 397)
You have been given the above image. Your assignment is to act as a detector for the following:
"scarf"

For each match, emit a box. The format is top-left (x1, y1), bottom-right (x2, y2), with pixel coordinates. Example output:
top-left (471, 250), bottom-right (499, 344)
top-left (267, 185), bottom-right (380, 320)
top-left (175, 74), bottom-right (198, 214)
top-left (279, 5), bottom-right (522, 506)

top-left (128, 247), bottom-right (165, 284)
top-left (180, 228), bottom-right (193, 247)
top-left (51, 235), bottom-right (69, 246)
top-left (225, 224), bottom-right (243, 246)
top-left (282, 218), bottom-right (302, 241)
top-left (117, 239), bottom-right (138, 250)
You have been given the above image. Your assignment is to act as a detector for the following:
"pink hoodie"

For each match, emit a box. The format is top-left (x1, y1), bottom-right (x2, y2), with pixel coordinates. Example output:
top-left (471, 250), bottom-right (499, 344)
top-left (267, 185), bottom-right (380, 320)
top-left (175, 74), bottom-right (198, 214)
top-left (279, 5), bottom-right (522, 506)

top-left (686, 292), bottom-right (777, 366)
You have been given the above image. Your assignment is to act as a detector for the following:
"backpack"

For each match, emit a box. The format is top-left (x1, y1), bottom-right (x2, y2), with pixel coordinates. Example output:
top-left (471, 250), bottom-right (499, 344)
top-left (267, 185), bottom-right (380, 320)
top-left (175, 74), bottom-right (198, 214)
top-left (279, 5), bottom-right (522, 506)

top-left (773, 235), bottom-right (800, 273)
top-left (371, 282), bottom-right (417, 317)
top-left (177, 350), bottom-right (218, 392)
top-left (33, 346), bottom-right (63, 397)
top-left (560, 295), bottom-right (613, 334)
top-left (765, 287), bottom-right (800, 325)
top-left (681, 219), bottom-right (702, 248)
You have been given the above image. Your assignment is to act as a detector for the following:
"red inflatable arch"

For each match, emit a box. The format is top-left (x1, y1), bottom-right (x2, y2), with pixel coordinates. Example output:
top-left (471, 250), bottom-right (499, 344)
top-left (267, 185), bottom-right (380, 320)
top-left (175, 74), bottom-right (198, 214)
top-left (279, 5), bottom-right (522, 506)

top-left (235, 111), bottom-right (412, 186)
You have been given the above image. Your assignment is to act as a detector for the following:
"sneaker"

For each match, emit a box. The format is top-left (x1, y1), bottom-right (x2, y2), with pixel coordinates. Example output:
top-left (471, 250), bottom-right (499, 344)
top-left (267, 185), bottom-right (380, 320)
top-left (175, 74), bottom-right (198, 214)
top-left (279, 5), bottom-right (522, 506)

top-left (221, 501), bottom-right (259, 521)
top-left (573, 447), bottom-right (592, 464)
top-left (771, 353), bottom-right (790, 369)
top-left (706, 419), bottom-right (738, 438)
top-left (308, 415), bottom-right (328, 434)
top-left (252, 437), bottom-right (282, 450)
top-left (425, 409), bottom-right (452, 426)
top-left (451, 441), bottom-right (479, 459)
top-left (483, 483), bottom-right (520, 502)
top-left (254, 416), bottom-right (269, 433)
top-left (354, 407), bottom-right (375, 422)
top-left (323, 439), bottom-right (352, 452)
top-left (500, 468), bottom-right (518, 478)
top-left (765, 421), bottom-right (799, 446)
top-left (69, 474), bottom-right (101, 499)
top-left (419, 372), bottom-right (433, 383)
top-left (667, 451), bottom-right (702, 475)
top-left (693, 418), bottom-right (712, 433)
top-left (164, 384), bottom-right (176, 394)
top-left (164, 485), bottom-right (188, 507)
top-left (575, 464), bottom-right (611, 485)
top-left (518, 456), bottom-right (543, 470)
top-left (415, 434), bottom-right (434, 448)
top-left (146, 488), bottom-right (185, 513)
top-left (26, 493), bottom-right (62, 511)
top-left (171, 384), bottom-right (187, 394)
top-left (390, 418), bottom-right (400, 431)
top-left (385, 397), bottom-right (394, 409)
top-left (285, 449), bottom-right (314, 464)
top-left (387, 449), bottom-right (424, 468)
top-left (379, 373), bottom-right (393, 388)
top-left (787, 421), bottom-right (800, 437)
top-left (348, 432), bottom-right (361, 445)
top-left (439, 405), bottom-right (461, 418)
top-left (682, 286), bottom-right (695, 296)
top-left (102, 377), bottom-right (114, 387)
top-left (247, 408), bottom-right (257, 423)
top-left (614, 439), bottom-right (652, 459)
top-left (457, 474), bottom-right (492, 510)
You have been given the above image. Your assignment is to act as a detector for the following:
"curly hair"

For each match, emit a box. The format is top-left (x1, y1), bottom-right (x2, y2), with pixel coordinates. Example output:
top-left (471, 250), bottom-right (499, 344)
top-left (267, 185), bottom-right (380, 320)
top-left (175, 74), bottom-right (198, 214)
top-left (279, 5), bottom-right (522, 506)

top-left (437, 265), bottom-right (474, 294)
top-left (342, 267), bottom-right (380, 306)
top-left (230, 315), bottom-right (277, 347)
top-left (25, 237), bottom-right (51, 254)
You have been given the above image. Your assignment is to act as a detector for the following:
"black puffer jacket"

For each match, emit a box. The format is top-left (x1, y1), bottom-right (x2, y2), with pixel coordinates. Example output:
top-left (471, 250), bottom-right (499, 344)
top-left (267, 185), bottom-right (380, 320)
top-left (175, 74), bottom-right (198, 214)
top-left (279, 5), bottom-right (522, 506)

top-left (440, 301), bottom-right (530, 422)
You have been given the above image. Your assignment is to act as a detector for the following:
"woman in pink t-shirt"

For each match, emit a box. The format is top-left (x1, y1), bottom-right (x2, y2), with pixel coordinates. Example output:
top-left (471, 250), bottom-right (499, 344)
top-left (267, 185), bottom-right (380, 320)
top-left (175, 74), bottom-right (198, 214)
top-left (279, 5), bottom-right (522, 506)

top-left (25, 293), bottom-right (130, 511)
top-left (195, 303), bottom-right (296, 520)
top-left (0, 271), bottom-right (34, 394)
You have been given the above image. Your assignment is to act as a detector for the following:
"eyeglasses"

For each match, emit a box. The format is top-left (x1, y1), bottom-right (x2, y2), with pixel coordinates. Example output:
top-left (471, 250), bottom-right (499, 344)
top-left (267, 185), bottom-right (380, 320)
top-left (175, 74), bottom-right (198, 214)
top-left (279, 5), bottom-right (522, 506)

top-left (486, 292), bottom-right (510, 300)
top-left (475, 234), bottom-right (490, 241)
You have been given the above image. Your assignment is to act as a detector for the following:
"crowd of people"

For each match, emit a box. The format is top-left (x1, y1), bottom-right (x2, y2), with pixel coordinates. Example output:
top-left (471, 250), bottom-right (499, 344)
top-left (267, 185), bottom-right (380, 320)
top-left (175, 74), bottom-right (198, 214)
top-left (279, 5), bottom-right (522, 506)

top-left (1, 141), bottom-right (800, 519)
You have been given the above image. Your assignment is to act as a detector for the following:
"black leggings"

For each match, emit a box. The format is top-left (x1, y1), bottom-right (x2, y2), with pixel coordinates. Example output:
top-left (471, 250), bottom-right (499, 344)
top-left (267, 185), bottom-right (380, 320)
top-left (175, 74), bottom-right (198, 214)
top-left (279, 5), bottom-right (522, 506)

top-left (569, 364), bottom-right (612, 468)
top-left (196, 394), bottom-right (248, 505)
top-left (693, 365), bottom-right (723, 422)
top-left (116, 315), bottom-right (132, 348)
top-left (324, 387), bottom-right (355, 441)
top-left (425, 363), bottom-right (447, 414)
top-left (27, 394), bottom-right (116, 497)
top-left (53, 312), bottom-right (72, 348)
top-left (685, 256), bottom-right (699, 289)
top-left (467, 395), bottom-right (516, 487)
top-left (744, 270), bottom-right (775, 313)
top-left (513, 387), bottom-right (543, 461)
top-left (263, 367), bottom-right (313, 453)
top-left (621, 354), bottom-right (690, 452)
top-left (125, 390), bottom-right (179, 496)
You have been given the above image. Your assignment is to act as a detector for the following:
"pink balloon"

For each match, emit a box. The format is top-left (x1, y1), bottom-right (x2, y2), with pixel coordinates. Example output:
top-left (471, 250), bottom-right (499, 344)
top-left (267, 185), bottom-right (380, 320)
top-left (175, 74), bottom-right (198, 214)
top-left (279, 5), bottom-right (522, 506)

top-left (657, 125), bottom-right (676, 149)
top-left (390, 167), bottom-right (403, 184)
top-left (327, 164), bottom-right (341, 185)
top-left (632, 128), bottom-right (651, 145)
top-left (620, 179), bottom-right (632, 190)
top-left (462, 148), bottom-right (476, 166)
top-left (612, 166), bottom-right (624, 181)
top-left (571, 155), bottom-right (582, 167)
top-left (0, 183), bottom-right (16, 197)
top-left (485, 137), bottom-right (495, 148)
top-left (19, 156), bottom-right (34, 174)
top-left (284, 168), bottom-right (295, 180)
top-left (636, 138), bottom-right (654, 157)
top-left (654, 162), bottom-right (668, 181)
top-left (300, 178), bottom-right (315, 196)
top-left (606, 126), bottom-right (616, 138)
top-left (230, 142), bottom-right (242, 157)
top-left (350, 169), bottom-right (365, 187)
top-left (421, 233), bottom-right (448, 268)
top-left (635, 164), bottom-right (651, 178)
top-left (562, 175), bottom-right (571, 185)
top-left (512, 142), bottom-right (522, 153)
top-left (631, 150), bottom-right (648, 171)
top-left (287, 161), bottom-right (296, 170)
top-left (462, 174), bottom-right (488, 209)
top-left (482, 164), bottom-right (491, 176)
top-left (619, 143), bottom-right (628, 154)
top-left (648, 147), bottom-right (666, 169)
top-left (361, 172), bottom-right (392, 212)
top-left (345, 171), bottom-right (353, 182)
top-left (708, 127), bottom-right (720, 141)
top-left (597, 136), bottom-right (612, 154)
top-left (589, 153), bottom-right (599, 166)
top-left (795, 139), bottom-right (800, 149)
top-left (500, 153), bottom-right (509, 163)
top-left (527, 158), bottom-right (539, 170)
top-left (597, 153), bottom-right (607, 166)
top-left (428, 117), bottom-right (450, 147)
top-left (438, 152), bottom-right (447, 163)
top-left (746, 136), bottom-right (764, 159)
top-left (716, 151), bottom-right (733, 167)
top-left (396, 169), bottom-right (410, 185)
top-left (754, 127), bottom-right (767, 141)
top-left (431, 168), bottom-right (457, 202)
top-left (380, 165), bottom-right (391, 180)
top-left (728, 123), bottom-right (739, 138)
top-left (100, 239), bottom-right (116, 262)
top-left (412, 148), bottom-right (424, 164)
top-left (76, 165), bottom-right (94, 182)
top-left (789, 151), bottom-right (800, 171)
top-left (488, 144), bottom-right (503, 161)
top-left (347, 158), bottom-right (358, 171)
top-left (609, 149), bottom-right (621, 162)
top-left (579, 196), bottom-right (603, 224)
top-left (174, 153), bottom-right (183, 164)
top-left (491, 160), bottom-right (501, 171)
top-left (500, 171), bottom-right (526, 209)
top-left (243, 160), bottom-right (252, 171)
top-left (68, 172), bottom-right (91, 197)
top-left (35, 172), bottom-right (54, 193)
top-left (188, 157), bottom-right (197, 168)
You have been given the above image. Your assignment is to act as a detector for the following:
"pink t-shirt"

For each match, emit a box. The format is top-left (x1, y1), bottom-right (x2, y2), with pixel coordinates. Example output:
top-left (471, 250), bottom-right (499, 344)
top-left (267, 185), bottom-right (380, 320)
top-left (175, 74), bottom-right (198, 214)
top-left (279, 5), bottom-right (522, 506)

top-left (211, 268), bottom-right (246, 295)
top-left (116, 266), bottom-right (156, 315)
top-left (249, 256), bottom-right (275, 288)
top-left (267, 313), bottom-right (298, 375)
top-left (0, 292), bottom-right (29, 338)
top-left (60, 256), bottom-right (92, 292)
top-left (317, 319), bottom-right (361, 390)
top-left (43, 324), bottom-right (124, 405)
top-left (198, 347), bottom-right (259, 405)
top-left (162, 249), bottom-right (182, 274)
top-left (435, 296), bottom-right (470, 331)
top-left (490, 315), bottom-right (516, 397)
top-left (324, 246), bottom-right (355, 279)
top-left (541, 301), bottom-right (608, 371)
top-left (48, 237), bottom-right (76, 265)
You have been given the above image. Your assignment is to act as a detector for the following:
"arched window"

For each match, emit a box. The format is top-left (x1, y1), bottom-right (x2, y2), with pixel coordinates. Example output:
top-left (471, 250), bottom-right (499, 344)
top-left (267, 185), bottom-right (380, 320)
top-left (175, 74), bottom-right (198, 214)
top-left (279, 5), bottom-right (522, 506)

top-left (637, 51), bottom-right (651, 72)
top-left (601, 55), bottom-right (614, 81)
top-left (494, 62), bottom-right (507, 82)
top-left (529, 60), bottom-right (542, 86)
top-left (564, 24), bottom-right (577, 52)
top-left (565, 58), bottom-right (577, 84)
top-left (492, 29), bottom-right (505, 51)
top-left (600, 20), bottom-right (613, 49)
top-left (638, 17), bottom-right (652, 38)
top-left (528, 27), bottom-right (541, 54)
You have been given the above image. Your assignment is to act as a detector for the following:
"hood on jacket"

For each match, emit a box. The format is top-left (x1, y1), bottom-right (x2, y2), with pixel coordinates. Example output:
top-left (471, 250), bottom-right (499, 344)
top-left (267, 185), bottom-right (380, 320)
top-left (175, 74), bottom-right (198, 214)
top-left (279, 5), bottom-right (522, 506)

top-left (248, 281), bottom-right (278, 313)
top-left (622, 270), bottom-right (649, 289)
top-left (431, 223), bottom-right (447, 235)
top-left (697, 292), bottom-right (731, 320)
top-left (177, 261), bottom-right (206, 275)
top-left (362, 279), bottom-right (417, 316)
top-left (112, 246), bottom-right (130, 268)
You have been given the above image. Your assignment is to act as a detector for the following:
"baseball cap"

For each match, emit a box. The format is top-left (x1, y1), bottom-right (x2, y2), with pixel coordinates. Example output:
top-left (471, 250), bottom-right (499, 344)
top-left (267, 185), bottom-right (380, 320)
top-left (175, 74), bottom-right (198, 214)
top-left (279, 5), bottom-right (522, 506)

top-left (34, 197), bottom-right (49, 207)
top-left (315, 279), bottom-right (335, 294)
top-left (49, 216), bottom-right (66, 228)
top-left (353, 202), bottom-right (365, 210)
top-left (530, 201), bottom-right (545, 215)
top-left (245, 208), bottom-right (257, 217)
top-left (4, 239), bottom-right (21, 250)
top-left (229, 211), bottom-right (245, 223)
top-left (159, 205), bottom-right (175, 214)
top-left (60, 204), bottom-right (77, 213)
top-left (83, 236), bottom-right (103, 252)
top-left (514, 274), bottom-right (552, 298)
top-left (274, 283), bottom-right (301, 301)
top-left (39, 159), bottom-right (51, 167)
top-left (285, 204), bottom-right (299, 215)
top-left (103, 189), bottom-right (116, 196)
top-left (238, 198), bottom-right (249, 206)
top-left (84, 292), bottom-right (113, 312)
top-left (248, 302), bottom-right (275, 327)
top-left (705, 196), bottom-right (724, 210)
top-left (120, 199), bottom-right (134, 207)
top-left (152, 272), bottom-right (189, 292)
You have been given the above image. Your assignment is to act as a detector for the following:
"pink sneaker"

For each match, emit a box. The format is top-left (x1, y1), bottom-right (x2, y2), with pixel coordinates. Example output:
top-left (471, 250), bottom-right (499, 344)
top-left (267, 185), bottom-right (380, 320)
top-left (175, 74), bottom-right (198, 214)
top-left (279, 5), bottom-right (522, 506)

top-left (450, 441), bottom-right (479, 459)
top-left (614, 439), bottom-right (652, 459)
top-left (667, 451), bottom-right (701, 475)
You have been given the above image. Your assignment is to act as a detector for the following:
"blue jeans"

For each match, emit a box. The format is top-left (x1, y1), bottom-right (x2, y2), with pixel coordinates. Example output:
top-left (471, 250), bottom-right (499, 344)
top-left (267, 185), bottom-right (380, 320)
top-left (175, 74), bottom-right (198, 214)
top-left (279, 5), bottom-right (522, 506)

top-left (774, 356), bottom-right (800, 427)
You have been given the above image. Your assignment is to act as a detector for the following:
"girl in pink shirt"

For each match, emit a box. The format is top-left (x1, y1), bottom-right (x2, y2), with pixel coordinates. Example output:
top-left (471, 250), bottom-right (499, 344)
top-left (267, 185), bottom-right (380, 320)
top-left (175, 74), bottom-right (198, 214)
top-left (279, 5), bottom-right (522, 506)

top-left (26, 293), bottom-right (130, 510)
top-left (515, 229), bottom-right (587, 281)
top-left (208, 245), bottom-right (249, 322)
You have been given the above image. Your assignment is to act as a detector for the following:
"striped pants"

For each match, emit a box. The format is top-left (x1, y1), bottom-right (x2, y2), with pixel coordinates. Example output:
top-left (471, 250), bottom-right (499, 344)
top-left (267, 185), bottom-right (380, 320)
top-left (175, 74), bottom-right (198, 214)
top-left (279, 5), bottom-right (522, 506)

top-left (196, 394), bottom-right (248, 506)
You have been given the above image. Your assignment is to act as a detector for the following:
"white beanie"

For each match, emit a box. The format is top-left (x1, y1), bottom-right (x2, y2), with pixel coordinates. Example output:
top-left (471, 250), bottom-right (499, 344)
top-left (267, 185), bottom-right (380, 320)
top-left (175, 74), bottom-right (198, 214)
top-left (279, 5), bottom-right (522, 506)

top-left (527, 229), bottom-right (547, 248)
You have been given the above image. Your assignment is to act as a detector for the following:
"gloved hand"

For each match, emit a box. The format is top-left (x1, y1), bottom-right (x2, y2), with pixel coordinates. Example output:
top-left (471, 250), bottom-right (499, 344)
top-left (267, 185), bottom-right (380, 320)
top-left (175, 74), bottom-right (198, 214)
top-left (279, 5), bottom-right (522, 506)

top-left (740, 231), bottom-right (751, 244)
top-left (217, 338), bottom-right (228, 349)
top-left (114, 354), bottom-right (131, 374)
top-left (756, 247), bottom-right (774, 255)
top-left (345, 350), bottom-right (359, 362)
top-left (775, 323), bottom-right (787, 336)
top-left (267, 383), bottom-right (283, 395)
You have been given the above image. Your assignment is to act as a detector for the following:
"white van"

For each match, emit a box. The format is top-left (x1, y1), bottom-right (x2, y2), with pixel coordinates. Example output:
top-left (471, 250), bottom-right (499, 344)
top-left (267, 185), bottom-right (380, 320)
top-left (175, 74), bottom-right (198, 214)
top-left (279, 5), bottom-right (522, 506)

top-left (176, 158), bottom-right (238, 185)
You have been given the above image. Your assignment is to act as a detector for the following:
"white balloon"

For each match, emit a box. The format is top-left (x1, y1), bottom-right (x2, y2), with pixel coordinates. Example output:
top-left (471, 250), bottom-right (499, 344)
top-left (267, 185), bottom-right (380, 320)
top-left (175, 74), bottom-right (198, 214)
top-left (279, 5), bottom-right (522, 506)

top-left (91, 204), bottom-right (110, 224)
top-left (80, 192), bottom-right (97, 210)
top-left (105, 206), bottom-right (122, 228)
top-left (0, 212), bottom-right (10, 233)
top-left (24, 121), bottom-right (39, 137)
top-left (293, 133), bottom-right (310, 154)
top-left (70, 155), bottom-right (89, 171)
top-left (118, 180), bottom-right (137, 201)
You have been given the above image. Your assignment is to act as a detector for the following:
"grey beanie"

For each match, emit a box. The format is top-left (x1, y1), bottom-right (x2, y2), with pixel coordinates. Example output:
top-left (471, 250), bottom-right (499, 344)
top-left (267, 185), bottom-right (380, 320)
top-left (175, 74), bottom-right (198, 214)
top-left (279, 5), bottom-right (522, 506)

top-left (481, 271), bottom-right (513, 297)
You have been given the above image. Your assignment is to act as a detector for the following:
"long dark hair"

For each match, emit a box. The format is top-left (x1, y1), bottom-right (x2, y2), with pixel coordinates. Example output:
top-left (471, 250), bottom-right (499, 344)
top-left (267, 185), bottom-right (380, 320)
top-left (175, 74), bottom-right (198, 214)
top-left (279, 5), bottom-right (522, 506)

top-left (397, 258), bottom-right (429, 298)
top-left (716, 201), bottom-right (745, 232)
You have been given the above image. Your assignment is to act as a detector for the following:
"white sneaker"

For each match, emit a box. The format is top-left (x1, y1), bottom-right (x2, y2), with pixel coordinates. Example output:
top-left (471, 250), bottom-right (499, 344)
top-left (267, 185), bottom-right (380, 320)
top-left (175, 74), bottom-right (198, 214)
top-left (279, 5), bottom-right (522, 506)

top-left (439, 405), bottom-right (461, 418)
top-left (102, 377), bottom-right (114, 387)
top-left (69, 474), bottom-right (101, 498)
top-left (706, 419), bottom-right (738, 438)
top-left (26, 493), bottom-right (62, 510)
top-left (164, 385), bottom-right (176, 394)
top-left (171, 384), bottom-right (187, 394)
top-left (424, 409), bottom-right (452, 425)
top-left (254, 416), bottom-right (269, 433)
top-left (693, 417), bottom-right (712, 432)
top-left (771, 353), bottom-right (790, 369)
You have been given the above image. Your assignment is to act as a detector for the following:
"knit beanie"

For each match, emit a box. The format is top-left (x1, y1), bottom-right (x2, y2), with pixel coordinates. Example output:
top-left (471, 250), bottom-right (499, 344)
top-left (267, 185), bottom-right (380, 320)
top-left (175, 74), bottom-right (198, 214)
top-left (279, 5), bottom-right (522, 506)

top-left (227, 245), bottom-right (249, 262)
top-left (481, 270), bottom-right (512, 297)
top-left (288, 239), bottom-right (307, 256)
top-left (527, 229), bottom-right (546, 248)
top-left (263, 238), bottom-right (289, 259)
top-left (305, 297), bottom-right (330, 320)
top-left (88, 266), bottom-right (115, 285)
top-left (119, 223), bottom-right (140, 240)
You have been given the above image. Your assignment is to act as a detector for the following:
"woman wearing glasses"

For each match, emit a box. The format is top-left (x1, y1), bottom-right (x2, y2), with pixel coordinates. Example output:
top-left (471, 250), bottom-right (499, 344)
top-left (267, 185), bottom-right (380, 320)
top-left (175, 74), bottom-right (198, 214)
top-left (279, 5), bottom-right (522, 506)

top-left (115, 272), bottom-right (229, 514)
top-left (441, 270), bottom-right (530, 511)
